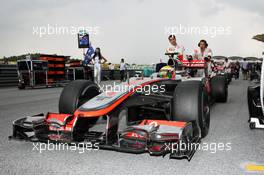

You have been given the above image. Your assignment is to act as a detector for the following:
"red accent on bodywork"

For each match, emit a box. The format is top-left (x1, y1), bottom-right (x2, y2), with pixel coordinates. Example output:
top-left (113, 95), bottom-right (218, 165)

top-left (123, 131), bottom-right (146, 140)
top-left (74, 91), bottom-right (132, 117)
top-left (140, 120), bottom-right (186, 128)
top-left (46, 113), bottom-right (71, 123)
top-left (149, 145), bottom-right (162, 152)
top-left (45, 113), bottom-right (77, 131)
top-left (181, 60), bottom-right (206, 68)
top-left (74, 79), bottom-right (165, 117)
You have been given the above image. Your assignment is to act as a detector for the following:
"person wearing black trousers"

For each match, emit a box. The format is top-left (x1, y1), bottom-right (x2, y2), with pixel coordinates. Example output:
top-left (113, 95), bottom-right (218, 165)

top-left (120, 59), bottom-right (126, 82)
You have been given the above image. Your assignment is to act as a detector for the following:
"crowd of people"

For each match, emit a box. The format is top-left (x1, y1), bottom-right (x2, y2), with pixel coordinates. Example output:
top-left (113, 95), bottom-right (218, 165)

top-left (220, 58), bottom-right (261, 81)
top-left (241, 59), bottom-right (262, 80)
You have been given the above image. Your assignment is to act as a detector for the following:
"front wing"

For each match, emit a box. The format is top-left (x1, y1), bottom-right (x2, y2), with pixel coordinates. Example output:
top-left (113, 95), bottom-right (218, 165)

top-left (9, 113), bottom-right (200, 161)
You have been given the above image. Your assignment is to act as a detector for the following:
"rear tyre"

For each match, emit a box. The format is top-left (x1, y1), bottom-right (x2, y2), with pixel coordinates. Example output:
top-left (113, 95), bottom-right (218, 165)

top-left (211, 75), bottom-right (228, 103)
top-left (59, 80), bottom-right (100, 114)
top-left (172, 81), bottom-right (210, 138)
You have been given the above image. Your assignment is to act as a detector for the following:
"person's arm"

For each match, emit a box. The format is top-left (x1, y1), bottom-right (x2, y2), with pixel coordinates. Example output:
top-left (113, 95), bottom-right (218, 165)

top-left (193, 49), bottom-right (198, 59)
top-left (181, 46), bottom-right (186, 60)
top-left (227, 62), bottom-right (231, 68)
top-left (223, 62), bottom-right (226, 69)
top-left (166, 48), bottom-right (173, 59)
top-left (101, 56), bottom-right (107, 64)
top-left (90, 57), bottom-right (95, 64)
top-left (207, 48), bottom-right (213, 60)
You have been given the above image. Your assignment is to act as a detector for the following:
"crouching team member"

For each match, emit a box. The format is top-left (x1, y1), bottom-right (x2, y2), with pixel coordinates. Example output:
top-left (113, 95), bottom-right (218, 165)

top-left (166, 35), bottom-right (186, 61)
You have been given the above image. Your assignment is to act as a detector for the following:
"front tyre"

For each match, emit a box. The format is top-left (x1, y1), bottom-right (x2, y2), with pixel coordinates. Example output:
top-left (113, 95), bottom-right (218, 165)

top-left (59, 80), bottom-right (101, 114)
top-left (172, 81), bottom-right (210, 138)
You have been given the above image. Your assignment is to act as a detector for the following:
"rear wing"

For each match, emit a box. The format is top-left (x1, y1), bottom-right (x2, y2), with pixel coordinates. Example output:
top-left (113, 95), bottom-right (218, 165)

top-left (181, 60), bottom-right (206, 69)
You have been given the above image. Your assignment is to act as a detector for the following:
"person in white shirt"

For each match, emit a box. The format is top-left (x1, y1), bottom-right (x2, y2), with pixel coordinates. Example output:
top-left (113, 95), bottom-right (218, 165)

top-left (193, 40), bottom-right (213, 77)
top-left (223, 58), bottom-right (232, 82)
top-left (120, 58), bottom-right (126, 82)
top-left (194, 40), bottom-right (213, 60)
top-left (241, 58), bottom-right (248, 80)
top-left (166, 35), bottom-right (186, 61)
top-left (108, 63), bottom-right (115, 80)
top-left (223, 58), bottom-right (231, 73)
top-left (92, 47), bottom-right (107, 84)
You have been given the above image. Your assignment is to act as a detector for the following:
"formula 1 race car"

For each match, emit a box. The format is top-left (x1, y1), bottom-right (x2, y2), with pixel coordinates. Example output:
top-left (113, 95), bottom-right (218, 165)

top-left (248, 55), bottom-right (264, 129)
top-left (164, 52), bottom-right (228, 104)
top-left (211, 61), bottom-right (232, 85)
top-left (9, 55), bottom-right (227, 160)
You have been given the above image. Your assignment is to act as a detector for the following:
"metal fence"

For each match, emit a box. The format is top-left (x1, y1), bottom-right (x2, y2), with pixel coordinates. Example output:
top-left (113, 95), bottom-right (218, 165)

top-left (0, 64), bottom-right (142, 88)
top-left (0, 64), bottom-right (18, 87)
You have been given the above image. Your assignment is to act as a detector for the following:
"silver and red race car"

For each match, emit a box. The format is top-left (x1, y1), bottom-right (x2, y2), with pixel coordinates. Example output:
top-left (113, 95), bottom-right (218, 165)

top-left (10, 56), bottom-right (227, 160)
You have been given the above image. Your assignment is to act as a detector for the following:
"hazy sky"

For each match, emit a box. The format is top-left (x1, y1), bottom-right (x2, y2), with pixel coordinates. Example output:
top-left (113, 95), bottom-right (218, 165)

top-left (0, 0), bottom-right (263, 64)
